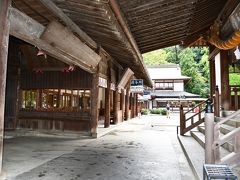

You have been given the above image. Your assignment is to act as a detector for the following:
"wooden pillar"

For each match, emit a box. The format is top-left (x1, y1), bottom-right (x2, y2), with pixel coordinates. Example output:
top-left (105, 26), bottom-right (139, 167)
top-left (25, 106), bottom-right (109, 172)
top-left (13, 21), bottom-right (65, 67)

top-left (209, 59), bottom-right (216, 98)
top-left (104, 85), bottom-right (110, 128)
top-left (113, 90), bottom-right (119, 124)
top-left (180, 105), bottom-right (185, 135)
top-left (214, 86), bottom-right (220, 117)
top-left (234, 88), bottom-right (238, 111)
top-left (90, 72), bottom-right (99, 137)
top-left (131, 93), bottom-right (135, 118)
top-left (121, 89), bottom-right (125, 121)
top-left (135, 94), bottom-right (138, 117)
top-left (125, 88), bottom-right (130, 120)
top-left (104, 61), bottom-right (111, 128)
top-left (220, 50), bottom-right (230, 110)
top-left (14, 67), bottom-right (21, 129)
top-left (0, 0), bottom-right (11, 175)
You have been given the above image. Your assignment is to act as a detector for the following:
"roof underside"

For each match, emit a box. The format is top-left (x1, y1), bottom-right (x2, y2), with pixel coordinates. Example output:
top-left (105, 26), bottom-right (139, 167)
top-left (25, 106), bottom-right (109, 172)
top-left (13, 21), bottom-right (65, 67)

top-left (118, 0), bottom-right (228, 53)
top-left (12, 0), bottom-right (238, 87)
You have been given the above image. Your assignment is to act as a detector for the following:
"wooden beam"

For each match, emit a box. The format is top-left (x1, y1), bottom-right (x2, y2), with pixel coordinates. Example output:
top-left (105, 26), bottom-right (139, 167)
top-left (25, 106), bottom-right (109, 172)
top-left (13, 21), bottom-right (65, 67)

top-left (209, 47), bottom-right (220, 61)
top-left (9, 7), bottom-right (99, 73)
top-left (117, 68), bottom-right (134, 89)
top-left (40, 21), bottom-right (101, 68)
top-left (39, 0), bottom-right (97, 50)
top-left (0, 0), bottom-right (11, 175)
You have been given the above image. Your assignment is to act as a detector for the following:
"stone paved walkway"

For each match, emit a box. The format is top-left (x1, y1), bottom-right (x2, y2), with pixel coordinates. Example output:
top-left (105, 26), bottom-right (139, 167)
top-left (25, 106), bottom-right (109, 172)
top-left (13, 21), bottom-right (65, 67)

top-left (4, 114), bottom-right (195, 180)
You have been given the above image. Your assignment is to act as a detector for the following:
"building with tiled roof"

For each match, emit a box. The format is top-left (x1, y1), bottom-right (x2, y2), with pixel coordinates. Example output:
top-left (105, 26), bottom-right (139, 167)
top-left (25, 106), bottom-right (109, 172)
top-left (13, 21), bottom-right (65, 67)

top-left (143, 65), bottom-right (206, 109)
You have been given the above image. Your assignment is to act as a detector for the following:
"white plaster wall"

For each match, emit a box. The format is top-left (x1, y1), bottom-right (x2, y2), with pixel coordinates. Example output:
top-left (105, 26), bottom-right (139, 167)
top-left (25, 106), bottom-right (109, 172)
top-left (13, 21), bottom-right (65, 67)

top-left (215, 53), bottom-right (221, 94)
top-left (174, 81), bottom-right (184, 91)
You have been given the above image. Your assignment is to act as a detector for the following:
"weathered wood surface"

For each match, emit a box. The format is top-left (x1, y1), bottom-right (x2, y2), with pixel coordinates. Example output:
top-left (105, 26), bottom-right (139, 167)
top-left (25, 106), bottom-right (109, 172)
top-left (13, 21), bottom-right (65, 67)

top-left (113, 90), bottom-right (119, 124)
top-left (121, 89), bottom-right (125, 121)
top-left (104, 63), bottom-right (111, 128)
top-left (9, 7), bottom-right (99, 73)
top-left (220, 50), bottom-right (230, 110)
top-left (117, 68), bottom-right (134, 89)
top-left (125, 88), bottom-right (130, 120)
top-left (39, 0), bottom-right (97, 50)
top-left (40, 21), bottom-right (101, 69)
top-left (90, 71), bottom-right (99, 137)
top-left (0, 0), bottom-right (11, 174)
top-left (21, 68), bottom-right (92, 89)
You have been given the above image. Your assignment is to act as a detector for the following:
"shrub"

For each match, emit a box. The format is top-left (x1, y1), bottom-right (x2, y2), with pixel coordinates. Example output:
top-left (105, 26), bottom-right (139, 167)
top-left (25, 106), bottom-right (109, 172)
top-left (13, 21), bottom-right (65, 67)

top-left (150, 108), bottom-right (161, 114)
top-left (161, 108), bottom-right (167, 115)
top-left (141, 108), bottom-right (149, 115)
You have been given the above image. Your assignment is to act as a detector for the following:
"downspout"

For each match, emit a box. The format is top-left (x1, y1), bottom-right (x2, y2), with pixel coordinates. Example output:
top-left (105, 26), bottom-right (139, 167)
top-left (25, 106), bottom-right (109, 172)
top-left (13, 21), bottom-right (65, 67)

top-left (108, 0), bottom-right (153, 87)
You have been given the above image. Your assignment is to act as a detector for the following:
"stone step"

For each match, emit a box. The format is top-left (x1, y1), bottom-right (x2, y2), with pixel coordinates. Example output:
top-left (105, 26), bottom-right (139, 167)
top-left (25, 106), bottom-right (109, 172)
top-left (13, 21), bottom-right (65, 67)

top-left (224, 119), bottom-right (240, 128)
top-left (222, 110), bottom-right (236, 117)
top-left (190, 131), bottom-right (205, 148)
top-left (197, 126), bottom-right (234, 152)
top-left (178, 134), bottom-right (240, 180)
top-left (178, 134), bottom-right (204, 180)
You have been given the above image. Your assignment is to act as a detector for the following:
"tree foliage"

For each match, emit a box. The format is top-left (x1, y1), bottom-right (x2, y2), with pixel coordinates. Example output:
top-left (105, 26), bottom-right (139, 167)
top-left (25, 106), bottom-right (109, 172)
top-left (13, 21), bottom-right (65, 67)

top-left (142, 49), bottom-right (169, 65)
top-left (143, 46), bottom-right (210, 97)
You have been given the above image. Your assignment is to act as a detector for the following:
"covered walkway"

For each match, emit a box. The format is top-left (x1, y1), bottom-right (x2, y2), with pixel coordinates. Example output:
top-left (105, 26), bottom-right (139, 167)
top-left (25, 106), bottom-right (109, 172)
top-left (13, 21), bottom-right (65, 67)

top-left (2, 115), bottom-right (194, 180)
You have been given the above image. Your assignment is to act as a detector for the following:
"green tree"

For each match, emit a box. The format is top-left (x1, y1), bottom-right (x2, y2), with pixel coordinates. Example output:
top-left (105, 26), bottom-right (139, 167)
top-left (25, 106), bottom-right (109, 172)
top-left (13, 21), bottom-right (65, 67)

top-left (143, 49), bottom-right (169, 65)
top-left (179, 48), bottom-right (208, 97)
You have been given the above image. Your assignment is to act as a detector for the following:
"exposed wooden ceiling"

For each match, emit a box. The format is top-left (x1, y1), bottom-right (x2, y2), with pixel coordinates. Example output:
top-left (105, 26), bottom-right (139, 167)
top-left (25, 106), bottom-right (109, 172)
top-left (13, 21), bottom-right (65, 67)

top-left (118, 0), bottom-right (228, 53)
top-left (11, 0), bottom-right (238, 87)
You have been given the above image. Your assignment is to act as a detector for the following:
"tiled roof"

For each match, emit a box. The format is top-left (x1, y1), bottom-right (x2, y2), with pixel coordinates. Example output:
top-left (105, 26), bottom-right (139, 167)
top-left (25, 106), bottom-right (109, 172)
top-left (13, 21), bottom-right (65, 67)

top-left (147, 66), bottom-right (190, 80)
top-left (151, 90), bottom-right (200, 98)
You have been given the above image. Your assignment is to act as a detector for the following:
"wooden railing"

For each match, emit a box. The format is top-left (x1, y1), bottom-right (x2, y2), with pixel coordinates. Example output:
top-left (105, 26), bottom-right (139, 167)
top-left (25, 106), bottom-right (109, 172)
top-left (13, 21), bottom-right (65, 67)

top-left (230, 85), bottom-right (240, 111)
top-left (180, 100), bottom-right (207, 135)
top-left (212, 110), bottom-right (240, 166)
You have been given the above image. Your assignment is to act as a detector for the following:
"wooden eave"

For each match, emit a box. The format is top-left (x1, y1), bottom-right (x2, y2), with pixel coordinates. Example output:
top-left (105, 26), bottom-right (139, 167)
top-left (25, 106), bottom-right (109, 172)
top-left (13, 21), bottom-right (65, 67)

top-left (118, 0), bottom-right (228, 52)
top-left (12, 0), bottom-right (153, 87)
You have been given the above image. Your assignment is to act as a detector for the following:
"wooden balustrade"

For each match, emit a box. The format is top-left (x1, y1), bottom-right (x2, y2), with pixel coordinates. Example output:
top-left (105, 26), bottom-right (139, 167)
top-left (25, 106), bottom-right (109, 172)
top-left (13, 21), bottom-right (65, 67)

top-left (179, 100), bottom-right (207, 135)
top-left (212, 110), bottom-right (240, 166)
top-left (230, 85), bottom-right (240, 111)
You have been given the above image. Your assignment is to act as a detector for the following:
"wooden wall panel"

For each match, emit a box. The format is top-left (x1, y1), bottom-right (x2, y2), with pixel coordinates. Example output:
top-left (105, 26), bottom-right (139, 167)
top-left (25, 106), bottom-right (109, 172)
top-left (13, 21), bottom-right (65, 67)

top-left (20, 67), bottom-right (92, 89)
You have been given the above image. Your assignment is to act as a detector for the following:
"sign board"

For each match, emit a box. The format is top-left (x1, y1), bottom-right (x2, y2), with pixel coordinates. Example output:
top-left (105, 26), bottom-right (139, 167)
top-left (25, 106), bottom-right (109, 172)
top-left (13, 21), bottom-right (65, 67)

top-left (130, 79), bottom-right (144, 93)
top-left (131, 79), bottom-right (143, 87)
top-left (130, 87), bottom-right (144, 93)
top-left (143, 90), bottom-right (151, 99)
top-left (110, 83), bottom-right (116, 91)
top-left (99, 77), bottom-right (107, 88)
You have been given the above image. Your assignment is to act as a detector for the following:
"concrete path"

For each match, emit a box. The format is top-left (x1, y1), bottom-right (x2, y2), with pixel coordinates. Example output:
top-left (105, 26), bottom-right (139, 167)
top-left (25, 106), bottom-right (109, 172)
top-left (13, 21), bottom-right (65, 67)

top-left (3, 114), bottom-right (195, 180)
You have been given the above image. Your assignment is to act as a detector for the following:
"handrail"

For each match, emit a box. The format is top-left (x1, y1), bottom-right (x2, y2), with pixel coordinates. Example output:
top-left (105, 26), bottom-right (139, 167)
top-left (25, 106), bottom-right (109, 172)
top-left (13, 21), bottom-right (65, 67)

top-left (212, 126), bottom-right (240, 166)
top-left (180, 100), bottom-right (207, 135)
top-left (215, 109), bottom-right (240, 128)
top-left (185, 108), bottom-right (205, 121)
top-left (184, 100), bottom-right (206, 115)
top-left (209, 108), bottom-right (240, 166)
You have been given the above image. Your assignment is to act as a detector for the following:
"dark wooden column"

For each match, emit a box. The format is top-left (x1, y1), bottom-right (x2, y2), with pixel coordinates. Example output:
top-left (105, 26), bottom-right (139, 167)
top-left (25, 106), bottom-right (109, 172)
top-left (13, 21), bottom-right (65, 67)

top-left (104, 83), bottom-right (110, 128)
top-left (104, 61), bottom-right (111, 128)
top-left (209, 59), bottom-right (216, 98)
top-left (135, 94), bottom-right (138, 117)
top-left (220, 50), bottom-right (230, 110)
top-left (131, 93), bottom-right (135, 118)
top-left (0, 0), bottom-right (11, 175)
top-left (125, 88), bottom-right (130, 120)
top-left (121, 89), bottom-right (125, 121)
top-left (90, 72), bottom-right (99, 137)
top-left (113, 90), bottom-right (119, 124)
